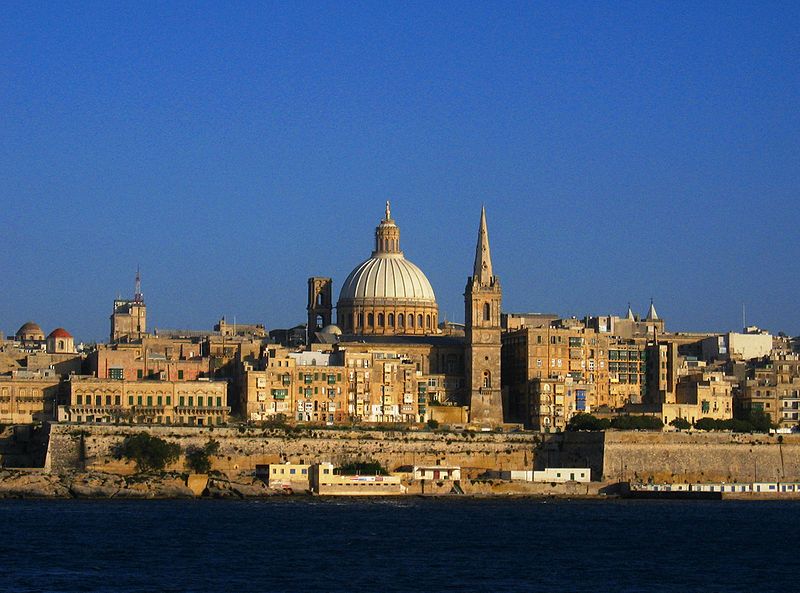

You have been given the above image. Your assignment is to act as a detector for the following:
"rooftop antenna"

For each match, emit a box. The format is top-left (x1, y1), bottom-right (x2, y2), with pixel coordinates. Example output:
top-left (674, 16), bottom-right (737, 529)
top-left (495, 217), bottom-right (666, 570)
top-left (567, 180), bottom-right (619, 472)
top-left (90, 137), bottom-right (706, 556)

top-left (742, 302), bottom-right (746, 332)
top-left (134, 266), bottom-right (143, 303)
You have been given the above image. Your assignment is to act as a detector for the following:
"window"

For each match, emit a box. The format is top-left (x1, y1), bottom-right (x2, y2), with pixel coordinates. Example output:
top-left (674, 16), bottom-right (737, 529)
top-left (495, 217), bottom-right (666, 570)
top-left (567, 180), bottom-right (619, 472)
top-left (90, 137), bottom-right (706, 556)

top-left (483, 371), bottom-right (491, 389)
top-left (178, 370), bottom-right (184, 380)
top-left (378, 313), bottom-right (384, 327)
top-left (179, 396), bottom-right (185, 406)
top-left (157, 396), bottom-right (162, 406)
top-left (115, 395), bottom-right (121, 405)
top-left (388, 313), bottom-right (395, 327)
top-left (129, 396), bottom-right (134, 405)
top-left (198, 396), bottom-right (204, 407)
top-left (398, 313), bottom-right (404, 327)
top-left (137, 395), bottom-right (143, 405)
top-left (76, 394), bottom-right (82, 405)
top-left (109, 368), bottom-right (124, 380)
top-left (147, 395), bottom-right (153, 406)
top-left (368, 313), bottom-right (374, 327)
top-left (483, 302), bottom-right (490, 321)
top-left (418, 314), bottom-right (423, 327)
top-left (216, 397), bottom-right (222, 407)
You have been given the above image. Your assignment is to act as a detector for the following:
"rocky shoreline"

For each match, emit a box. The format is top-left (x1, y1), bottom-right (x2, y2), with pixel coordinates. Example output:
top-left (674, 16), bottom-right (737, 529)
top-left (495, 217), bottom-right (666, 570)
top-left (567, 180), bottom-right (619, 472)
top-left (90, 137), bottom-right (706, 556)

top-left (0, 469), bottom-right (295, 499)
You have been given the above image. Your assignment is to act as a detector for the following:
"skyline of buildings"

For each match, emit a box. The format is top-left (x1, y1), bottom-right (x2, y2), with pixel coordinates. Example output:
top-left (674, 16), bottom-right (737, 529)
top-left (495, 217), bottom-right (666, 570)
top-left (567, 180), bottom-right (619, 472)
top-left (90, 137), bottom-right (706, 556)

top-left (4, 200), bottom-right (795, 344)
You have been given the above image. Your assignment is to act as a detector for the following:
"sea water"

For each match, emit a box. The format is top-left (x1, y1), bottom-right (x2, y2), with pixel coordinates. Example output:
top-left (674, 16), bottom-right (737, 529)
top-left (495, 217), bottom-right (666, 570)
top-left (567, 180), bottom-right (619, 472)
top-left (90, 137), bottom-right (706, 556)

top-left (1, 498), bottom-right (797, 592)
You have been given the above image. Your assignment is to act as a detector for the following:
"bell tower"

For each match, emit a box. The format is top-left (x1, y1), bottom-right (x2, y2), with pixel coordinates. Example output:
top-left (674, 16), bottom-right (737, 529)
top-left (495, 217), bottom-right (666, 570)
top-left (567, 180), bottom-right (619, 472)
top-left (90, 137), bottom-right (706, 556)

top-left (465, 207), bottom-right (503, 425)
top-left (307, 277), bottom-right (333, 334)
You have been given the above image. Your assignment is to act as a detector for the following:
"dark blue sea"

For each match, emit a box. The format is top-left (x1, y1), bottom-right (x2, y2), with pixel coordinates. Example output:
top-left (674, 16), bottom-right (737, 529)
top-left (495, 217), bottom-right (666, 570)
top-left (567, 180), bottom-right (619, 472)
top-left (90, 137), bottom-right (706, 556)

top-left (1, 498), bottom-right (798, 592)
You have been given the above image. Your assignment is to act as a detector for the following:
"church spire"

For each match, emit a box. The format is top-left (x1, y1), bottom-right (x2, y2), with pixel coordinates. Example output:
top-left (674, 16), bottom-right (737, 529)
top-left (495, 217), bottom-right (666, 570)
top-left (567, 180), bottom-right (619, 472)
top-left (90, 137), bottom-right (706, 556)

top-left (626, 302), bottom-right (635, 321)
top-left (473, 206), bottom-right (493, 285)
top-left (646, 298), bottom-right (659, 321)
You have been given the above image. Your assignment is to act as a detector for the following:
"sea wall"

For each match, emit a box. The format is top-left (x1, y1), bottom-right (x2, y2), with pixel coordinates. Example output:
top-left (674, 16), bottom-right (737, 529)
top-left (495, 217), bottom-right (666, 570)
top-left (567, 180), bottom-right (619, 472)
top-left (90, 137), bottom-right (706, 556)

top-left (45, 424), bottom-right (539, 475)
top-left (537, 431), bottom-right (800, 484)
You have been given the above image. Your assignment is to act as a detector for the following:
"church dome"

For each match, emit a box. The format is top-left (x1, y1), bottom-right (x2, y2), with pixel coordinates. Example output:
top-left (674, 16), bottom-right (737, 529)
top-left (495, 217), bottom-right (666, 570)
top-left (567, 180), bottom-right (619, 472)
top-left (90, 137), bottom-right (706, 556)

top-left (320, 324), bottom-right (342, 336)
top-left (16, 321), bottom-right (44, 341)
top-left (47, 328), bottom-right (73, 339)
top-left (337, 202), bottom-right (439, 336)
top-left (339, 254), bottom-right (436, 303)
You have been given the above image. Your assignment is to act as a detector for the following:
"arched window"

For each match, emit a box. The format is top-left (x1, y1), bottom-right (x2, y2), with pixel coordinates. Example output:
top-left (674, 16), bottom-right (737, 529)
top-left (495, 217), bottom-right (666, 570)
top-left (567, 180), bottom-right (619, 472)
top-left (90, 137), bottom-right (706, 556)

top-left (418, 314), bottom-right (423, 328)
top-left (378, 313), bottom-right (385, 327)
top-left (58, 340), bottom-right (65, 350)
top-left (408, 314), bottom-right (414, 328)
top-left (426, 314), bottom-right (431, 329)
top-left (388, 313), bottom-right (395, 327)
top-left (483, 302), bottom-right (491, 322)
top-left (483, 370), bottom-right (492, 389)
top-left (368, 313), bottom-right (374, 327)
top-left (317, 293), bottom-right (323, 306)
top-left (398, 313), bottom-right (404, 327)
top-left (358, 313), bottom-right (364, 328)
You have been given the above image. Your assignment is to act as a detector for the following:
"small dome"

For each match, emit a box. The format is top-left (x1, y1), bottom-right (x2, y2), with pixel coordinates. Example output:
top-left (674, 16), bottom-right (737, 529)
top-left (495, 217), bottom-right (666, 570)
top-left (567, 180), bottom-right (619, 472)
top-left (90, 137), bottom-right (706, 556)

top-left (319, 324), bottom-right (342, 336)
top-left (16, 321), bottom-right (44, 340)
top-left (47, 328), bottom-right (73, 339)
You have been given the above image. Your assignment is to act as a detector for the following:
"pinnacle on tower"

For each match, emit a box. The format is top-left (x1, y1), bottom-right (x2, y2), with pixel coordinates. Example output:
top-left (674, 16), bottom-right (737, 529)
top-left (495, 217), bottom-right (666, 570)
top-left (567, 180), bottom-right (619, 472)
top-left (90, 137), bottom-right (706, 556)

top-left (626, 302), bottom-right (635, 320)
top-left (385, 200), bottom-right (392, 221)
top-left (473, 205), bottom-right (494, 285)
top-left (646, 298), bottom-right (659, 321)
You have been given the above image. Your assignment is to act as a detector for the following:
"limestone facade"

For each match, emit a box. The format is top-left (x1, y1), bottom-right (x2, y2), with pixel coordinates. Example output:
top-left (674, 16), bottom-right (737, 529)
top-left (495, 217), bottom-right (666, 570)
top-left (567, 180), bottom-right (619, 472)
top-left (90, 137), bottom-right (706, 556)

top-left (59, 376), bottom-right (229, 426)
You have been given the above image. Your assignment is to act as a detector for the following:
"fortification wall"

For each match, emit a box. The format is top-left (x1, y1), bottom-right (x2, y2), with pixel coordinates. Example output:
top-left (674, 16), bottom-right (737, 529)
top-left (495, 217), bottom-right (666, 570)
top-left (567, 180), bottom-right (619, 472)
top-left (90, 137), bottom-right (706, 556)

top-left (537, 431), bottom-right (800, 484)
top-left (602, 431), bottom-right (800, 484)
top-left (45, 424), bottom-right (539, 475)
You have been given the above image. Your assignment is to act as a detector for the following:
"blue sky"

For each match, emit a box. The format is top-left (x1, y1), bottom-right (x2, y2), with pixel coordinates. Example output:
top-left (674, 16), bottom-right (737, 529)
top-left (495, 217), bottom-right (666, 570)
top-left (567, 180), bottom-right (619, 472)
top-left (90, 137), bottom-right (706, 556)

top-left (1, 2), bottom-right (798, 342)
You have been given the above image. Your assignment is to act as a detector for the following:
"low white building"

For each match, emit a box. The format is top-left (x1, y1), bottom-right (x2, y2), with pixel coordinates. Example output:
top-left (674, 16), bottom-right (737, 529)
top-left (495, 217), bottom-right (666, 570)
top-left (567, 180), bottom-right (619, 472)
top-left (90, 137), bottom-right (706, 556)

top-left (533, 468), bottom-right (591, 483)
top-left (413, 466), bottom-right (461, 481)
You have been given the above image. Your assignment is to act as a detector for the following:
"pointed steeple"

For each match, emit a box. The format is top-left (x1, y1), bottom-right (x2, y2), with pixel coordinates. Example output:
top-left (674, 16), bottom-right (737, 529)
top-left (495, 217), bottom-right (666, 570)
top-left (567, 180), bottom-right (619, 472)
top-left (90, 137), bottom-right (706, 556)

top-left (646, 298), bottom-right (659, 321)
top-left (626, 302), bottom-right (635, 320)
top-left (473, 206), bottom-right (494, 285)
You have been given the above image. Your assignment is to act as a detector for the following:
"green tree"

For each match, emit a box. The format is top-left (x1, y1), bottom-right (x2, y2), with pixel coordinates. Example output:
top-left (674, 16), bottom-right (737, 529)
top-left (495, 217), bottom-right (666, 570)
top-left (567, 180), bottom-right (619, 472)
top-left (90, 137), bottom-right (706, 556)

top-left (669, 417), bottom-right (691, 430)
top-left (336, 460), bottom-right (389, 476)
top-left (566, 413), bottom-right (610, 431)
top-left (693, 417), bottom-right (718, 431)
top-left (185, 438), bottom-right (220, 474)
top-left (118, 432), bottom-right (181, 472)
top-left (609, 415), bottom-right (663, 430)
top-left (426, 419), bottom-right (440, 430)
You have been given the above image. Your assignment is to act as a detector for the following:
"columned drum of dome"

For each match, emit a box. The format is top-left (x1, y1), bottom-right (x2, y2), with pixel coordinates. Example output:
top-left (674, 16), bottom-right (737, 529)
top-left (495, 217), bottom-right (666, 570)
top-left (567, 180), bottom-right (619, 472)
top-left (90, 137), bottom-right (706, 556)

top-left (337, 202), bottom-right (439, 336)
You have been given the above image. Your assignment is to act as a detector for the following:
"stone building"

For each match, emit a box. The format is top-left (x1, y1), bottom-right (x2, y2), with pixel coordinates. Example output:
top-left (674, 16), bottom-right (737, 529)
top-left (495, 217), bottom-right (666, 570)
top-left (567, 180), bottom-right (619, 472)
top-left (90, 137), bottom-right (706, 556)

top-left (0, 369), bottom-right (61, 423)
top-left (59, 376), bottom-right (229, 426)
top-left (110, 269), bottom-right (147, 343)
